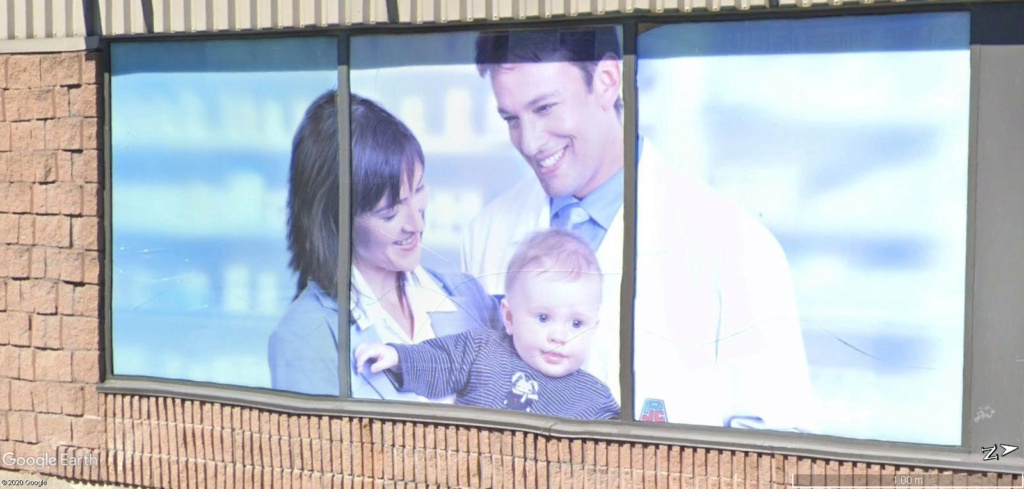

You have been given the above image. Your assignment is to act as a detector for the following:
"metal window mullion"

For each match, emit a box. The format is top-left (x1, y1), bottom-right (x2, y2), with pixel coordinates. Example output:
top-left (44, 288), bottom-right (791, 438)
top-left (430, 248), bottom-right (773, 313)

top-left (103, 41), bottom-right (115, 383)
top-left (619, 20), bottom-right (639, 424)
top-left (337, 33), bottom-right (354, 401)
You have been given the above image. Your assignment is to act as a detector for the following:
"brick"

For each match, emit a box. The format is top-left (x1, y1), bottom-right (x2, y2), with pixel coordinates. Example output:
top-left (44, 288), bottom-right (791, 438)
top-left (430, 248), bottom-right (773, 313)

top-left (8, 55), bottom-right (42, 89)
top-left (41, 53), bottom-right (82, 87)
top-left (14, 413), bottom-right (38, 443)
top-left (35, 349), bottom-right (72, 382)
top-left (17, 215), bottom-right (34, 244)
top-left (83, 54), bottom-right (99, 85)
top-left (30, 280), bottom-right (57, 314)
top-left (10, 380), bottom-right (33, 411)
top-left (4, 89), bottom-right (55, 121)
top-left (37, 414), bottom-right (72, 445)
top-left (82, 386), bottom-right (100, 416)
top-left (83, 118), bottom-right (99, 150)
top-left (71, 351), bottom-right (101, 384)
top-left (60, 384), bottom-right (84, 415)
top-left (60, 249), bottom-right (84, 282)
top-left (30, 248), bottom-right (46, 278)
top-left (44, 248), bottom-right (61, 280)
top-left (5, 281), bottom-right (23, 313)
top-left (70, 85), bottom-right (99, 118)
top-left (5, 312), bottom-right (31, 346)
top-left (0, 123), bottom-right (10, 151)
top-left (74, 285), bottom-right (99, 316)
top-left (6, 414), bottom-right (23, 442)
top-left (58, 182), bottom-right (82, 216)
top-left (0, 216), bottom-right (13, 245)
top-left (35, 214), bottom-right (70, 247)
top-left (32, 185), bottom-right (52, 215)
top-left (0, 282), bottom-right (5, 312)
top-left (69, 217), bottom-right (99, 250)
top-left (45, 118), bottom-right (83, 150)
top-left (57, 280), bottom-right (74, 315)
top-left (7, 245), bottom-right (30, 278)
top-left (43, 383), bottom-right (72, 416)
top-left (70, 416), bottom-right (100, 449)
top-left (54, 88), bottom-right (70, 118)
top-left (63, 316), bottom-right (99, 351)
top-left (10, 121), bottom-right (45, 151)
top-left (31, 314), bottom-right (61, 349)
top-left (6, 182), bottom-right (33, 213)
top-left (0, 345), bottom-right (15, 375)
top-left (82, 184), bottom-right (99, 217)
top-left (56, 151), bottom-right (73, 182)
top-left (71, 150), bottom-right (100, 184)
top-left (17, 348), bottom-right (35, 380)
top-left (82, 253), bottom-right (100, 285)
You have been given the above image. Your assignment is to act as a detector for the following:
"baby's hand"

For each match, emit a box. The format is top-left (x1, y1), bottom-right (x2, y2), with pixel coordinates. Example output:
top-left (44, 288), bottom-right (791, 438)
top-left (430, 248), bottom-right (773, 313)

top-left (354, 343), bottom-right (399, 374)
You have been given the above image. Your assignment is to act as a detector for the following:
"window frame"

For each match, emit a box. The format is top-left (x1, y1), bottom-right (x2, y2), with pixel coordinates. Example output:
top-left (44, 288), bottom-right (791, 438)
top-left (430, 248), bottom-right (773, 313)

top-left (99, 5), bottom-right (1024, 474)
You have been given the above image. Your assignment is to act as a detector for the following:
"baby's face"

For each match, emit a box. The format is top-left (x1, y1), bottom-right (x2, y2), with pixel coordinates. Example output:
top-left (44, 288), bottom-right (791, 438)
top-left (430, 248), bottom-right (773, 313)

top-left (501, 272), bottom-right (602, 378)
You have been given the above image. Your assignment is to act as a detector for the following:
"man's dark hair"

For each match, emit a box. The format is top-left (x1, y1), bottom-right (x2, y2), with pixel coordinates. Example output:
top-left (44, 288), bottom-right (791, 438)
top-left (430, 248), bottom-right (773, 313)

top-left (475, 26), bottom-right (622, 111)
top-left (475, 27), bottom-right (621, 85)
top-left (287, 91), bottom-right (424, 300)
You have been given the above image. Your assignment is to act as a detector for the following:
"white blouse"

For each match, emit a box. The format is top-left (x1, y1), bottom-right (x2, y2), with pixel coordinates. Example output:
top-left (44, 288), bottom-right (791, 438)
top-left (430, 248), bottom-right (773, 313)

top-left (349, 266), bottom-right (458, 403)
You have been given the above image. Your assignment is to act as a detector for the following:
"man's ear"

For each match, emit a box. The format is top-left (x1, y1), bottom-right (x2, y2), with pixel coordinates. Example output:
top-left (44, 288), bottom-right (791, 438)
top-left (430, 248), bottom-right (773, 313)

top-left (592, 54), bottom-right (622, 112)
top-left (500, 298), bottom-right (514, 335)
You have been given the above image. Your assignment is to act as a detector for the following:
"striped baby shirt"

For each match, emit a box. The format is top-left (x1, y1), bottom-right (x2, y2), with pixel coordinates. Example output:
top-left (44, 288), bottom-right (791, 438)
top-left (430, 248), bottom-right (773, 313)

top-left (389, 328), bottom-right (620, 420)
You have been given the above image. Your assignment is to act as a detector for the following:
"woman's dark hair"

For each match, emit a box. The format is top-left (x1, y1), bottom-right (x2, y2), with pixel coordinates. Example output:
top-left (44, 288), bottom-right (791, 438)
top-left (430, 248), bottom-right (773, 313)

top-left (287, 91), bottom-right (425, 300)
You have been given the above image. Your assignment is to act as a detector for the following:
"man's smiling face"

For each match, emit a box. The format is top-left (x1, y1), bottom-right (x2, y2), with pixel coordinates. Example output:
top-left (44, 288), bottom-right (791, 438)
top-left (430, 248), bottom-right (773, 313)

top-left (491, 60), bottom-right (621, 199)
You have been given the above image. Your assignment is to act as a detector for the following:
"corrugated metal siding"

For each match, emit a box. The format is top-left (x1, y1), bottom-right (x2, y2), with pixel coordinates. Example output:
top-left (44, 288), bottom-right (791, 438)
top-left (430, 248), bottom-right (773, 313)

top-left (0, 0), bottom-right (951, 41)
top-left (94, 0), bottom-right (391, 35)
top-left (0, 0), bottom-right (90, 41)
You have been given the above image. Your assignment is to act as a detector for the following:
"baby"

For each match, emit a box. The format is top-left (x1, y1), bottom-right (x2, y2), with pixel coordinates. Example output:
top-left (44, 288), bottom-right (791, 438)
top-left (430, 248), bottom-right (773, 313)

top-left (354, 229), bottom-right (619, 420)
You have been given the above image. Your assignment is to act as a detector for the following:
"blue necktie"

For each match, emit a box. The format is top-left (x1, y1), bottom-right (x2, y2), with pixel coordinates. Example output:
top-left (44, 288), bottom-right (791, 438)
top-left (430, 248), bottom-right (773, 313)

top-left (552, 201), bottom-right (602, 251)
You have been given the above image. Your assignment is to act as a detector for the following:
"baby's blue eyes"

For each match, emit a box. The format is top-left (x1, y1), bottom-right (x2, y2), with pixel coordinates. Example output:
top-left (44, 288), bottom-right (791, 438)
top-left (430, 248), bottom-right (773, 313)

top-left (535, 315), bottom-right (586, 328)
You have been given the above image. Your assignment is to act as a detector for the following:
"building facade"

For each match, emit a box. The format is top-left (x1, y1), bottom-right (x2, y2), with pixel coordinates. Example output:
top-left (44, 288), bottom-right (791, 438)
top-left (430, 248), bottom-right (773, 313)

top-left (1, 0), bottom-right (1023, 487)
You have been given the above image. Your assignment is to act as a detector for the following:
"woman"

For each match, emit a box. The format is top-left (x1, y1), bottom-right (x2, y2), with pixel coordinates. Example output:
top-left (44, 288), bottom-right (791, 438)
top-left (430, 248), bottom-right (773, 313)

top-left (268, 91), bottom-right (497, 398)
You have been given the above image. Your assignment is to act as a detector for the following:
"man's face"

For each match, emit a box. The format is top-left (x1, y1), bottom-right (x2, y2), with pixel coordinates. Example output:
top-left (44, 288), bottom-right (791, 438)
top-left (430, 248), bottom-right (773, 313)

top-left (500, 272), bottom-right (602, 378)
top-left (490, 60), bottom-right (622, 199)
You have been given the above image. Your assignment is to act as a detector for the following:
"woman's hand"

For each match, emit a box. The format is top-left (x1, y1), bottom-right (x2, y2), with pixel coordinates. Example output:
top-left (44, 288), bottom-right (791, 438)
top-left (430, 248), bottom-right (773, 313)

top-left (354, 343), bottom-right (400, 374)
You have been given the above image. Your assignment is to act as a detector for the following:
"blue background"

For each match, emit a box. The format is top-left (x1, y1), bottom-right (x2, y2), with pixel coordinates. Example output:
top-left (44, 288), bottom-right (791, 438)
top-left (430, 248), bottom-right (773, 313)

top-left (638, 12), bottom-right (969, 444)
top-left (110, 38), bottom-right (338, 388)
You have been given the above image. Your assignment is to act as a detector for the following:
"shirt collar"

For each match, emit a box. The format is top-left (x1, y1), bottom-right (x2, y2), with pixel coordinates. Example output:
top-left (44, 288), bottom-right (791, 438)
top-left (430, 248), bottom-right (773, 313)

top-left (549, 167), bottom-right (625, 230)
top-left (349, 266), bottom-right (454, 332)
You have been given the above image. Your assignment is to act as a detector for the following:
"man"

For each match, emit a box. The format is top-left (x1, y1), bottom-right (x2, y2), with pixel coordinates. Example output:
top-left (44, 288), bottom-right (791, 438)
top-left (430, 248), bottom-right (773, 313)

top-left (462, 27), bottom-right (815, 431)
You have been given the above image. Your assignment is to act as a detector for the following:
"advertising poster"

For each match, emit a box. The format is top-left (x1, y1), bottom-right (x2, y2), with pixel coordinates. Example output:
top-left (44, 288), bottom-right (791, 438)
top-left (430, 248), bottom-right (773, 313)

top-left (634, 12), bottom-right (969, 444)
top-left (345, 27), bottom-right (625, 419)
top-left (111, 38), bottom-right (338, 390)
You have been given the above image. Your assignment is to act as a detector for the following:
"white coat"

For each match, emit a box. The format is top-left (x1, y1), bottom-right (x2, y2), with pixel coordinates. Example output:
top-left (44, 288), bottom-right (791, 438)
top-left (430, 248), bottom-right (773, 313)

top-left (461, 143), bottom-right (815, 430)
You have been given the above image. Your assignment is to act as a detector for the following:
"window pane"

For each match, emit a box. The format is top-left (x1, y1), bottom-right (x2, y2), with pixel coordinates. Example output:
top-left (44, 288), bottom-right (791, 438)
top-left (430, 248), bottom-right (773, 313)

top-left (111, 38), bottom-right (339, 391)
top-left (634, 12), bottom-right (969, 444)
top-left (346, 27), bottom-right (624, 420)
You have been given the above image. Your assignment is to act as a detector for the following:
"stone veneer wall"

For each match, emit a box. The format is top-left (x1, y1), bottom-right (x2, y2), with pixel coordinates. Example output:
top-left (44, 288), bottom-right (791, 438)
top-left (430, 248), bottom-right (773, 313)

top-left (0, 49), bottom-right (1020, 488)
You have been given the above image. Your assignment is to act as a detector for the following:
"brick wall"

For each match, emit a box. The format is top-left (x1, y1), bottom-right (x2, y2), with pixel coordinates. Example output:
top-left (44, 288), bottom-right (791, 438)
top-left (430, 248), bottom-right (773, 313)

top-left (0, 49), bottom-right (1019, 489)
top-left (0, 50), bottom-right (106, 482)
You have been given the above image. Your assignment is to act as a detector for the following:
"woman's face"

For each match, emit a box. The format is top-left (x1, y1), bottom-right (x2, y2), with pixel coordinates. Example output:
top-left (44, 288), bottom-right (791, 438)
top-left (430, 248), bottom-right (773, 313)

top-left (352, 162), bottom-right (428, 279)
